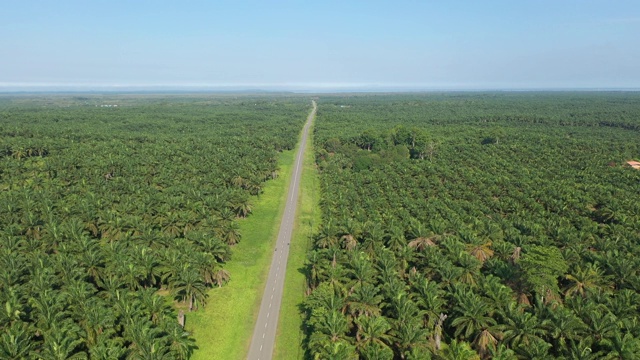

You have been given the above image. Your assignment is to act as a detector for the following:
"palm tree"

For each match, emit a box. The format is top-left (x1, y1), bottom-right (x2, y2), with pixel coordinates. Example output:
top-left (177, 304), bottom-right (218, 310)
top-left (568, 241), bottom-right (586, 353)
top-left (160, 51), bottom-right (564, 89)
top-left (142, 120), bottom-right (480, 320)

top-left (212, 266), bottom-right (231, 287)
top-left (219, 221), bottom-right (241, 245)
top-left (65, 278), bottom-right (96, 320)
top-left (385, 224), bottom-right (406, 252)
top-left (407, 221), bottom-right (442, 251)
top-left (133, 246), bottom-right (160, 288)
top-left (465, 239), bottom-right (494, 264)
top-left (316, 223), bottom-right (339, 249)
top-left (566, 338), bottom-right (605, 360)
top-left (311, 339), bottom-right (357, 360)
top-left (514, 338), bottom-right (552, 360)
top-left (347, 252), bottom-right (376, 289)
top-left (545, 306), bottom-right (586, 349)
top-left (497, 303), bottom-right (545, 348)
top-left (607, 289), bottom-right (639, 319)
top-left (347, 283), bottom-right (383, 318)
top-left (306, 250), bottom-right (327, 290)
top-left (391, 319), bottom-right (428, 360)
top-left (125, 319), bottom-right (170, 360)
top-left (412, 277), bottom-right (447, 331)
top-left (600, 332), bottom-right (640, 360)
top-left (0, 286), bottom-right (25, 325)
top-left (450, 290), bottom-right (499, 357)
top-left (454, 252), bottom-right (482, 287)
top-left (355, 315), bottom-right (392, 351)
top-left (164, 322), bottom-right (197, 360)
top-left (138, 288), bottom-right (172, 325)
top-left (339, 219), bottom-right (361, 251)
top-left (584, 309), bottom-right (618, 344)
top-left (172, 266), bottom-right (207, 312)
top-left (88, 335), bottom-right (127, 360)
top-left (479, 275), bottom-right (514, 314)
top-left (473, 330), bottom-right (499, 360)
top-left (0, 322), bottom-right (34, 359)
top-left (438, 340), bottom-right (480, 360)
top-left (316, 310), bottom-right (351, 343)
top-left (79, 248), bottom-right (105, 285)
top-left (488, 344), bottom-right (517, 360)
top-left (80, 299), bottom-right (115, 348)
top-left (359, 341), bottom-right (394, 360)
top-left (33, 323), bottom-right (87, 360)
top-left (192, 235), bottom-right (230, 262)
top-left (564, 263), bottom-right (613, 298)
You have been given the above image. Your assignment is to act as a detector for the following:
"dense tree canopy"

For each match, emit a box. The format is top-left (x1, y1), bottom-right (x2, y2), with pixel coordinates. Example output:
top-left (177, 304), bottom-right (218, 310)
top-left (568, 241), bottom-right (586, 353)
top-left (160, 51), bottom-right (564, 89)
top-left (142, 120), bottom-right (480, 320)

top-left (304, 93), bottom-right (640, 359)
top-left (0, 94), bottom-right (308, 359)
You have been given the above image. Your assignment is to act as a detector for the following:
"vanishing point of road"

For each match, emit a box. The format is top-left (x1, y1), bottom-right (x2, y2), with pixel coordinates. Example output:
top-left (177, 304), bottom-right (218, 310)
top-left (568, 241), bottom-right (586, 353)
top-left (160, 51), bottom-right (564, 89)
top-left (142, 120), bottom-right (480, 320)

top-left (247, 100), bottom-right (316, 360)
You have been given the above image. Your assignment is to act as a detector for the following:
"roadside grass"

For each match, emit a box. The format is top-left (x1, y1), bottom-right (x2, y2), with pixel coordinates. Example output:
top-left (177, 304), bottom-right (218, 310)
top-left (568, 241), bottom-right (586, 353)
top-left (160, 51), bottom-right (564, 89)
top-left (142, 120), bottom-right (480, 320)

top-left (274, 125), bottom-right (320, 360)
top-left (187, 149), bottom-right (294, 360)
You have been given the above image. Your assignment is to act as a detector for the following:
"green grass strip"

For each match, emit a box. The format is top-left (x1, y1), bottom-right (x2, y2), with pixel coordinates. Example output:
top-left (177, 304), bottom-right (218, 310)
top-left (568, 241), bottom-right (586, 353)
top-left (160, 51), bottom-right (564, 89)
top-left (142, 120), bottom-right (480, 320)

top-left (188, 149), bottom-right (294, 360)
top-left (274, 124), bottom-right (320, 360)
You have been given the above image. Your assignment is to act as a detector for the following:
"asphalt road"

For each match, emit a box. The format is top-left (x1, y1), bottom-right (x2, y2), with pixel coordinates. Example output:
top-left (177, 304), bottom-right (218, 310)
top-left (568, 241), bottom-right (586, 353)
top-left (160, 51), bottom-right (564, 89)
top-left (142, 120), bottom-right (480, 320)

top-left (247, 100), bottom-right (316, 360)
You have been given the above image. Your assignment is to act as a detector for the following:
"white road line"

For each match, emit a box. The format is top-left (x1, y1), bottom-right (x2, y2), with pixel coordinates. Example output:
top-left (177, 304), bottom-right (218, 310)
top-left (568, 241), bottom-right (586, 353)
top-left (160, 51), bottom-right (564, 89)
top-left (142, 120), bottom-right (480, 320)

top-left (248, 102), bottom-right (315, 360)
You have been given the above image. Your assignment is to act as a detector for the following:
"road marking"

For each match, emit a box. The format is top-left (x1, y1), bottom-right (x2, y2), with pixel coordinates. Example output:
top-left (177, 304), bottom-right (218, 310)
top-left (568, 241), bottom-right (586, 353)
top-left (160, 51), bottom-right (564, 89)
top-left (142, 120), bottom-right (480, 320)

top-left (248, 102), bottom-right (314, 360)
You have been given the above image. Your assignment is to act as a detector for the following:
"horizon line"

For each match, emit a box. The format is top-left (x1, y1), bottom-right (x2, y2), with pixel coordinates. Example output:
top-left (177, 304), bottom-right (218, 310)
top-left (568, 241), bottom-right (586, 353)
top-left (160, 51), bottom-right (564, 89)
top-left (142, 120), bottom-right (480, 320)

top-left (1, 83), bottom-right (639, 94)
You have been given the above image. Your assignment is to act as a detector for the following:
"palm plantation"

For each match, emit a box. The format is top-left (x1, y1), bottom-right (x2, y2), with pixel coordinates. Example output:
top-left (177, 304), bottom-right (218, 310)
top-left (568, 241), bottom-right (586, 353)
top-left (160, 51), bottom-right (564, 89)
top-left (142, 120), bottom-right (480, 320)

top-left (0, 95), bottom-right (309, 358)
top-left (303, 93), bottom-right (640, 359)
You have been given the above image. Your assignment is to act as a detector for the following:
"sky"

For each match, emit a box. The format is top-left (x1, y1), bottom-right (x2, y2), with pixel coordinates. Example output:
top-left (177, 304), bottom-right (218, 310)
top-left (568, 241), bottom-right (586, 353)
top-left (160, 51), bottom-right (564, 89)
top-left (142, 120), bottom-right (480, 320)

top-left (1, 0), bottom-right (639, 90)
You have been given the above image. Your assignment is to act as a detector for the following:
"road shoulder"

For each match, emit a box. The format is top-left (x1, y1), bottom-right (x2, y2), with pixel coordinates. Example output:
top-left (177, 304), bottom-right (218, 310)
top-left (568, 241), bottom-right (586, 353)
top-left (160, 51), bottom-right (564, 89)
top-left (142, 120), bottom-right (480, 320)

top-left (273, 108), bottom-right (320, 359)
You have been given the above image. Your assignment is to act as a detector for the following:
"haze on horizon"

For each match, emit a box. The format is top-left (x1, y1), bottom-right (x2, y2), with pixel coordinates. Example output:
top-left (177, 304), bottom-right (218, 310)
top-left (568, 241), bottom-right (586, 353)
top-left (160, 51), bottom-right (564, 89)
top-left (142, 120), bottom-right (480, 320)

top-left (1, 0), bottom-right (639, 91)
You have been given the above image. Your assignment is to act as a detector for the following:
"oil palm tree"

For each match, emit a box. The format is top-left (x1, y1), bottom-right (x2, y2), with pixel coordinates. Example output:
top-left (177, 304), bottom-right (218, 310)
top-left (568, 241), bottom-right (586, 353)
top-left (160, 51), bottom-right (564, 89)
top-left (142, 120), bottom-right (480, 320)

top-left (164, 322), bottom-right (197, 360)
top-left (347, 283), bottom-right (383, 318)
top-left (545, 306), bottom-right (587, 349)
top-left (438, 340), bottom-right (479, 360)
top-left (391, 318), bottom-right (428, 360)
top-left (355, 315), bottom-right (392, 351)
top-left (564, 263), bottom-right (613, 298)
top-left (0, 322), bottom-right (34, 359)
top-left (497, 303), bottom-right (545, 348)
top-left (172, 266), bottom-right (207, 312)
top-left (347, 252), bottom-right (376, 289)
top-left (600, 332), bottom-right (640, 360)
top-left (450, 290), bottom-right (499, 357)
top-left (408, 220), bottom-right (442, 251)
top-left (33, 323), bottom-right (87, 360)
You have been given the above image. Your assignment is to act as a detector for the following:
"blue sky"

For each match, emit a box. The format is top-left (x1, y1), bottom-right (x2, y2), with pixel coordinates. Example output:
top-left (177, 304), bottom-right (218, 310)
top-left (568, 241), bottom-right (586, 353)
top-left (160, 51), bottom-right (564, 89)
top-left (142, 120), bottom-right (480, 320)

top-left (1, 0), bottom-right (639, 90)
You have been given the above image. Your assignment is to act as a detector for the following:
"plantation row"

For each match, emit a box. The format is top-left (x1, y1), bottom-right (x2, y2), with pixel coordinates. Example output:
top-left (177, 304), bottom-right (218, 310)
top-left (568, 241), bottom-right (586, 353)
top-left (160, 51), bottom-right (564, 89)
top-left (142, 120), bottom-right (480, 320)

top-left (303, 93), bottom-right (640, 359)
top-left (0, 95), bottom-right (308, 359)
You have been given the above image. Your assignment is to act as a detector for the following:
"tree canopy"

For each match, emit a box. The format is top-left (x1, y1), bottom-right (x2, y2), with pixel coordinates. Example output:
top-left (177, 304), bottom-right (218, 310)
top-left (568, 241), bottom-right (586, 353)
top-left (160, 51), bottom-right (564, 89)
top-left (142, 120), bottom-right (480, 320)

top-left (303, 92), bottom-right (640, 359)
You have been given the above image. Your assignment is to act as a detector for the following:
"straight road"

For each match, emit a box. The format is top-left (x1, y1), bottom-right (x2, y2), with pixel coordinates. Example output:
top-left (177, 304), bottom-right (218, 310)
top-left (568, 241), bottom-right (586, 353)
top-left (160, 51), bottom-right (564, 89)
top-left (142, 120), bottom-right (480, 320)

top-left (247, 100), bottom-right (316, 360)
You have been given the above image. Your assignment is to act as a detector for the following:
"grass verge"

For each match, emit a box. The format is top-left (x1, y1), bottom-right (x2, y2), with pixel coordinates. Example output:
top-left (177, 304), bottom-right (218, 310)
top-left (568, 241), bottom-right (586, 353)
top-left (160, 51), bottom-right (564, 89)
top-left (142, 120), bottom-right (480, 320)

top-left (187, 149), bottom-right (294, 360)
top-left (274, 124), bottom-right (320, 359)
